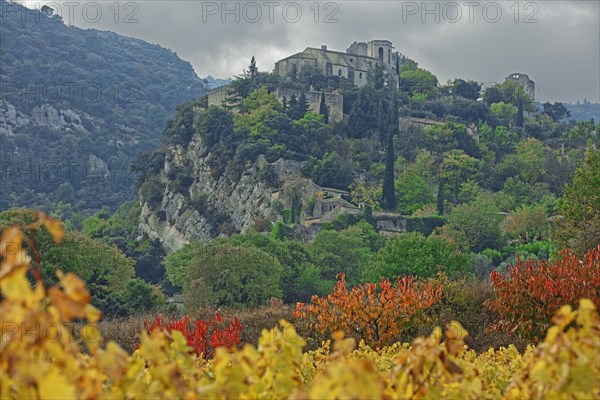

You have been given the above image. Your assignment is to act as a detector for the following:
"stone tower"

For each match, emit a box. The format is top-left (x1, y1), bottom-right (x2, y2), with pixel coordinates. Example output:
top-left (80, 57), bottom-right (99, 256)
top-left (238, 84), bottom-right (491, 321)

top-left (367, 40), bottom-right (394, 68)
top-left (505, 73), bottom-right (536, 100)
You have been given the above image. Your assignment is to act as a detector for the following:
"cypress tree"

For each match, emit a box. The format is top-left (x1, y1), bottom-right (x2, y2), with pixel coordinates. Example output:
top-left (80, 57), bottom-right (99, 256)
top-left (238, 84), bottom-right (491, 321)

top-left (248, 56), bottom-right (258, 78)
top-left (382, 93), bottom-right (398, 210)
top-left (298, 92), bottom-right (309, 117)
top-left (516, 98), bottom-right (524, 127)
top-left (437, 177), bottom-right (445, 215)
top-left (319, 90), bottom-right (329, 123)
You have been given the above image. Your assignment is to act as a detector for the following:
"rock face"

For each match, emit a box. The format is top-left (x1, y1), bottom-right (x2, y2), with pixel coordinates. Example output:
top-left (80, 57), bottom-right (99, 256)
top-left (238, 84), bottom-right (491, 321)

top-left (139, 134), bottom-right (303, 253)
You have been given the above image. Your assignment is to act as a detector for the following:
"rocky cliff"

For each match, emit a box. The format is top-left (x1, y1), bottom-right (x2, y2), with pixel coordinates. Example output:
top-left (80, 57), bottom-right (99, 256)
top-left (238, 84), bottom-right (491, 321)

top-left (139, 132), bottom-right (303, 253)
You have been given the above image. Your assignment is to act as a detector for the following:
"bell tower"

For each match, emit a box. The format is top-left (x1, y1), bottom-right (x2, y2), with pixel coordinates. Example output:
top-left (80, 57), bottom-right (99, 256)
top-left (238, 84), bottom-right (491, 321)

top-left (367, 40), bottom-right (393, 67)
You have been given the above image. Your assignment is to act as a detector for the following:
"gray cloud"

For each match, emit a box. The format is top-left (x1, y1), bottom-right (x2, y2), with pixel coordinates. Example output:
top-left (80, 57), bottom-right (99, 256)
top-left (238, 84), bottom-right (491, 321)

top-left (28, 0), bottom-right (599, 102)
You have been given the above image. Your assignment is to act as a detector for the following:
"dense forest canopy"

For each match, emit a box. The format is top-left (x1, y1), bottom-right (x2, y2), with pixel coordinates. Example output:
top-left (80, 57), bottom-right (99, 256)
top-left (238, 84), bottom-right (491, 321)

top-left (0, 0), bottom-right (207, 216)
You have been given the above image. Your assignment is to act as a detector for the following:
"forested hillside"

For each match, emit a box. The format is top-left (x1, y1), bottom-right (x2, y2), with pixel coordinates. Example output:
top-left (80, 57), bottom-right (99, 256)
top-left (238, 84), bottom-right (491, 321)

top-left (0, 0), bottom-right (207, 216)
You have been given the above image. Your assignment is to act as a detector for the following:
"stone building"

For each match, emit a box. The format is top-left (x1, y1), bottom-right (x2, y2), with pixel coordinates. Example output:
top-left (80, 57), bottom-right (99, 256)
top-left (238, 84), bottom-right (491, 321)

top-left (274, 40), bottom-right (401, 88)
top-left (505, 73), bottom-right (536, 100)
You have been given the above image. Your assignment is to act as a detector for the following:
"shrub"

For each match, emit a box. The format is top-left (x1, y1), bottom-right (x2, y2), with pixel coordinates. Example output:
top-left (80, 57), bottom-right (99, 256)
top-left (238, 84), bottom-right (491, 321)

top-left (486, 247), bottom-right (600, 340)
top-left (143, 313), bottom-right (242, 359)
top-left (294, 273), bottom-right (442, 348)
top-left (471, 252), bottom-right (495, 281)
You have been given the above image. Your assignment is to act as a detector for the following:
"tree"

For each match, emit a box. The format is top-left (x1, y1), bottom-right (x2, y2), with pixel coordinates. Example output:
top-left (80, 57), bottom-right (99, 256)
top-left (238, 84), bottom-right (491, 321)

top-left (163, 242), bottom-right (203, 288)
top-left (365, 232), bottom-right (470, 281)
top-left (503, 204), bottom-right (549, 244)
top-left (312, 152), bottom-right (353, 190)
top-left (516, 98), bottom-right (524, 127)
top-left (248, 56), bottom-right (258, 78)
top-left (440, 149), bottom-right (479, 204)
top-left (542, 102), bottom-right (571, 122)
top-left (490, 102), bottom-right (517, 126)
top-left (367, 63), bottom-right (385, 89)
top-left (195, 106), bottom-right (235, 149)
top-left (395, 172), bottom-right (435, 214)
top-left (450, 78), bottom-right (481, 101)
top-left (554, 143), bottom-right (600, 255)
top-left (440, 193), bottom-right (503, 252)
top-left (399, 68), bottom-right (438, 99)
top-left (0, 210), bottom-right (137, 314)
top-left (294, 273), bottom-right (442, 348)
top-left (185, 243), bottom-right (283, 309)
top-left (319, 90), bottom-right (329, 124)
top-left (382, 95), bottom-right (397, 210)
top-left (308, 225), bottom-right (373, 284)
top-left (287, 92), bottom-right (309, 120)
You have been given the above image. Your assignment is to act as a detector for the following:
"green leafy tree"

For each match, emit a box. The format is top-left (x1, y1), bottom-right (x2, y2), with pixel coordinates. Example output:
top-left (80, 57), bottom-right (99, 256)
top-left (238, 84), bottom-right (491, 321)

top-left (195, 106), bottom-right (235, 149)
top-left (185, 243), bottom-right (283, 309)
top-left (0, 209), bottom-right (137, 314)
top-left (450, 78), bottom-right (481, 101)
top-left (440, 150), bottom-right (479, 204)
top-left (395, 172), bottom-right (435, 214)
top-left (312, 152), bottom-right (353, 190)
top-left (554, 143), bottom-right (600, 255)
top-left (308, 224), bottom-right (374, 284)
top-left (399, 68), bottom-right (438, 98)
top-left (491, 102), bottom-right (517, 126)
top-left (163, 242), bottom-right (203, 288)
top-left (121, 278), bottom-right (161, 313)
top-left (542, 102), bottom-right (571, 122)
top-left (440, 193), bottom-right (503, 252)
top-left (365, 232), bottom-right (470, 280)
top-left (504, 204), bottom-right (549, 244)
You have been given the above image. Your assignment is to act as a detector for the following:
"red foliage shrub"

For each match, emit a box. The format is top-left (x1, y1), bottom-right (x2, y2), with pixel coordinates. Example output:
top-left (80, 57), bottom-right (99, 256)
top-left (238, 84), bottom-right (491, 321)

top-left (294, 273), bottom-right (442, 348)
top-left (486, 246), bottom-right (600, 340)
top-left (143, 313), bottom-right (242, 359)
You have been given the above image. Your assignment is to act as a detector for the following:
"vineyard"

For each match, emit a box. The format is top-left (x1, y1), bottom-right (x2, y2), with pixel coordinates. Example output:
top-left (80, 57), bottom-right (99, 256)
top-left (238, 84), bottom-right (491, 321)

top-left (1, 214), bottom-right (599, 399)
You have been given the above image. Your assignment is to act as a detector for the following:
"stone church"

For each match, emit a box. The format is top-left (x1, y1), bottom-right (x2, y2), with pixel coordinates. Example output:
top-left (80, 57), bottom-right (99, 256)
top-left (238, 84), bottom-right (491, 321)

top-left (274, 40), bottom-right (401, 88)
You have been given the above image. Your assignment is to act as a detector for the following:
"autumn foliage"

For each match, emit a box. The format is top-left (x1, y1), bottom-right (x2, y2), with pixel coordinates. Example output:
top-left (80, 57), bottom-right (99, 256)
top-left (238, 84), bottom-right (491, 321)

top-left (1, 215), bottom-right (600, 398)
top-left (486, 246), bottom-right (600, 339)
top-left (143, 314), bottom-right (242, 359)
top-left (294, 273), bottom-right (442, 348)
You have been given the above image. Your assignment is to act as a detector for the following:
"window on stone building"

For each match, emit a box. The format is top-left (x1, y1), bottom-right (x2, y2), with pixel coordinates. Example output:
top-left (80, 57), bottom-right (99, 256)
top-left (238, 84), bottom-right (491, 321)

top-left (338, 69), bottom-right (342, 76)
top-left (359, 72), bottom-right (363, 79)
top-left (378, 47), bottom-right (384, 59)
top-left (326, 63), bottom-right (332, 75)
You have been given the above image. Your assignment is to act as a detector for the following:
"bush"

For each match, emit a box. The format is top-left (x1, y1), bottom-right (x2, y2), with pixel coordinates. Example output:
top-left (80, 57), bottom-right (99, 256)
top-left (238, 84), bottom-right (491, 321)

top-left (470, 252), bottom-right (495, 281)
top-left (143, 313), bottom-right (242, 359)
top-left (294, 273), bottom-right (442, 348)
top-left (486, 247), bottom-right (600, 340)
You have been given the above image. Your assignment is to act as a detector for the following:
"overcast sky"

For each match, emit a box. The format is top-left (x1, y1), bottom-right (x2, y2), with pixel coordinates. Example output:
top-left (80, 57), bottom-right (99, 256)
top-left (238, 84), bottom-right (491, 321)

top-left (23, 0), bottom-right (600, 103)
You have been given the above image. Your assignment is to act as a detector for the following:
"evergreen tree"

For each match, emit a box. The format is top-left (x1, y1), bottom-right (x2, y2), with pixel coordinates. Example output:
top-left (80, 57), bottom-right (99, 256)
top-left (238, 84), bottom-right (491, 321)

top-left (287, 95), bottom-right (298, 118)
top-left (382, 94), bottom-right (398, 210)
top-left (288, 92), bottom-right (309, 120)
top-left (516, 98), bottom-right (524, 127)
top-left (319, 90), bottom-right (329, 124)
top-left (248, 56), bottom-right (258, 78)
top-left (437, 177), bottom-right (445, 216)
top-left (299, 92), bottom-right (309, 116)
